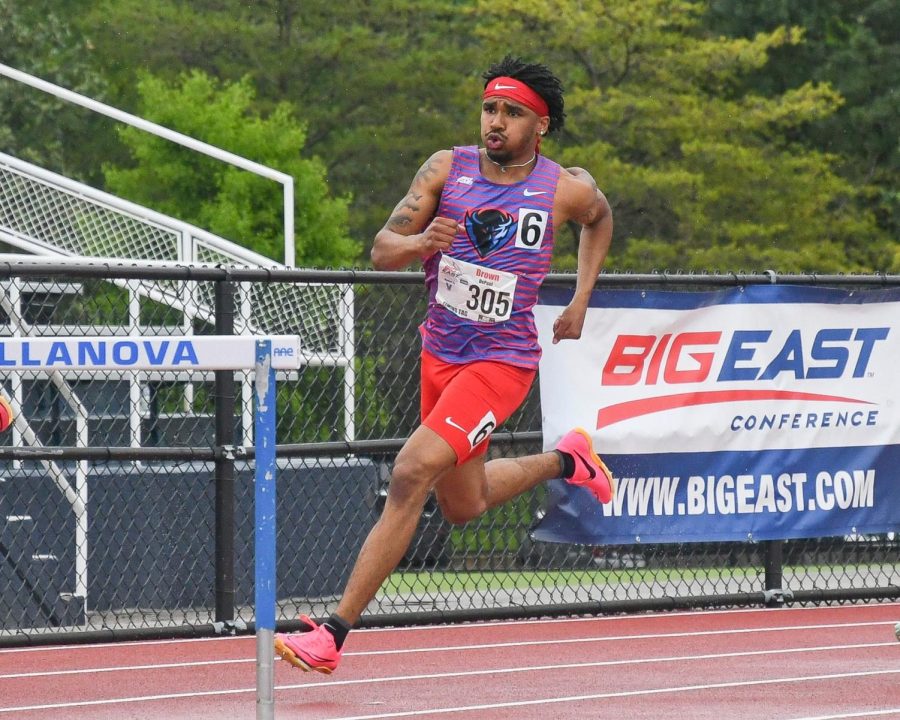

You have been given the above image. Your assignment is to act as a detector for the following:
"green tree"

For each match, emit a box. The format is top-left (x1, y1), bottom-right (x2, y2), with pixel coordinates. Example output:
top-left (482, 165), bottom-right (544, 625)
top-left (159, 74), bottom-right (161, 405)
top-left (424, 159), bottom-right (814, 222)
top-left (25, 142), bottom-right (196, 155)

top-left (472, 0), bottom-right (893, 272)
top-left (79, 0), bottom-right (264, 103)
top-left (257, 0), bottom-right (484, 245)
top-left (103, 71), bottom-right (358, 266)
top-left (77, 0), bottom-right (897, 272)
top-left (82, 0), bottom-right (483, 249)
top-left (705, 0), bottom-right (899, 263)
top-left (0, 0), bottom-right (110, 182)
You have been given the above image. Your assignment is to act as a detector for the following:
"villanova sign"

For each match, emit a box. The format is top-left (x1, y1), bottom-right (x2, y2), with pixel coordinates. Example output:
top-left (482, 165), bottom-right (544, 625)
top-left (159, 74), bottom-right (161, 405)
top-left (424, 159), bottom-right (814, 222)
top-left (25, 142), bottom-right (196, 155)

top-left (0, 335), bottom-right (302, 371)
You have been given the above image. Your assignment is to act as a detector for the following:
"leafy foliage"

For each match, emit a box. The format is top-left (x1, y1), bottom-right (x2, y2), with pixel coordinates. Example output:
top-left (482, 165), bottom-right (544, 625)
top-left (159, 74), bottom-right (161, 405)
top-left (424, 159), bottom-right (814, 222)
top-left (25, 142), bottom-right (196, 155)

top-left (103, 72), bottom-right (357, 266)
top-left (0, 0), bottom-right (110, 180)
top-left (470, 0), bottom-right (893, 272)
top-left (2, 0), bottom-right (893, 273)
top-left (706, 0), bottom-right (899, 259)
top-left (82, 0), bottom-right (483, 244)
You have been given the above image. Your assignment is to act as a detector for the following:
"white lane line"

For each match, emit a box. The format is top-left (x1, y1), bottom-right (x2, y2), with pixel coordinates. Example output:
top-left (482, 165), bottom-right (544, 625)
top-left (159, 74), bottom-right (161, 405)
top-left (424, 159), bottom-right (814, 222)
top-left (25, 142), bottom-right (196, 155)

top-left (786, 709), bottom-right (900, 720)
top-left (0, 657), bottom-right (248, 680)
top-left (0, 641), bottom-right (897, 713)
top-left (0, 634), bottom-right (252, 654)
top-left (320, 670), bottom-right (900, 720)
top-left (345, 621), bottom-right (897, 658)
top-left (3, 601), bottom-right (897, 653)
top-left (356, 602), bottom-right (900, 632)
top-left (2, 622), bottom-right (896, 680)
top-left (0, 686), bottom-right (252, 714)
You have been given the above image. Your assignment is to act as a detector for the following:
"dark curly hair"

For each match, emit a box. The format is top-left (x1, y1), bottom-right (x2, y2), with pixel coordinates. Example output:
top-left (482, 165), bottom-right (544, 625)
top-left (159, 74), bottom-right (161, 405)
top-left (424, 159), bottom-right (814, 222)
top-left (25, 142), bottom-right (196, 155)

top-left (483, 55), bottom-right (566, 134)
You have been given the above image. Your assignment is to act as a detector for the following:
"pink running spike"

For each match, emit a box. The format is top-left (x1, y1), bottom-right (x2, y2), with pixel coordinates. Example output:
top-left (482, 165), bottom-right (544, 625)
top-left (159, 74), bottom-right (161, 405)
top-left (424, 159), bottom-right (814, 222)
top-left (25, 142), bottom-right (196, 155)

top-left (274, 615), bottom-right (343, 674)
top-left (556, 428), bottom-right (615, 504)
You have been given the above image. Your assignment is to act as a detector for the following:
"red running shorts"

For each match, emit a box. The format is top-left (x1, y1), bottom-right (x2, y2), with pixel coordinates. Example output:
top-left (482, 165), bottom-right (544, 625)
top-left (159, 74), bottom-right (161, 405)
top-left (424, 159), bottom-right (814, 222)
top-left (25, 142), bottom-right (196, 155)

top-left (420, 349), bottom-right (536, 465)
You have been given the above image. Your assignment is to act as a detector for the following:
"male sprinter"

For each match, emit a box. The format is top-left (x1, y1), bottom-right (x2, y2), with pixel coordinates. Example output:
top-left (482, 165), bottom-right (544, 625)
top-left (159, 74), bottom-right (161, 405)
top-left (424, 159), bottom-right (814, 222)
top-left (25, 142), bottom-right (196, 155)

top-left (276, 55), bottom-right (614, 673)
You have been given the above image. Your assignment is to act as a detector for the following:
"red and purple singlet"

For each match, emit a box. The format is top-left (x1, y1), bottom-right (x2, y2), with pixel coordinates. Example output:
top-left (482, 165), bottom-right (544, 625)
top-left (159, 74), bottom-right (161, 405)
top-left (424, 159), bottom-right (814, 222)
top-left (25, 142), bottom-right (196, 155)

top-left (421, 145), bottom-right (561, 369)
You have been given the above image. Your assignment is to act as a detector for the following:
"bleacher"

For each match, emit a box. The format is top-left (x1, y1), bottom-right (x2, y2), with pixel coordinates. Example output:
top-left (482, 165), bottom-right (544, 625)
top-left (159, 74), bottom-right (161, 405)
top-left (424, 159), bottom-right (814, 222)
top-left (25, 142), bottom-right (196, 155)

top-left (0, 132), bottom-right (351, 631)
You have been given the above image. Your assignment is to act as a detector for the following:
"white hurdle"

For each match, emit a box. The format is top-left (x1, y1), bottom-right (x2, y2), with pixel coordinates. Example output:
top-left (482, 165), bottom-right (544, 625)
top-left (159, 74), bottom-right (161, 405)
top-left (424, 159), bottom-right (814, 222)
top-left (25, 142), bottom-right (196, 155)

top-left (0, 333), bottom-right (301, 720)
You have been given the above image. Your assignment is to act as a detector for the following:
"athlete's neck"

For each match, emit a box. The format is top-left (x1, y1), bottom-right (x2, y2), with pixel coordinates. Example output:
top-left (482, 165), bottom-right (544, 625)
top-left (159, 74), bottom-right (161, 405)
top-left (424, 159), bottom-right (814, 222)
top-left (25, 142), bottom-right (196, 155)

top-left (481, 148), bottom-right (536, 179)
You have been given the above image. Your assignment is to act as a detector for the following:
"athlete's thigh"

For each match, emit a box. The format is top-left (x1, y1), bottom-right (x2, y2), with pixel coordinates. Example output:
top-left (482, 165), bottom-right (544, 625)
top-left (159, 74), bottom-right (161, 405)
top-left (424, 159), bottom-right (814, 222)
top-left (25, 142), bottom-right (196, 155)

top-left (392, 423), bottom-right (458, 487)
top-left (433, 453), bottom-right (487, 517)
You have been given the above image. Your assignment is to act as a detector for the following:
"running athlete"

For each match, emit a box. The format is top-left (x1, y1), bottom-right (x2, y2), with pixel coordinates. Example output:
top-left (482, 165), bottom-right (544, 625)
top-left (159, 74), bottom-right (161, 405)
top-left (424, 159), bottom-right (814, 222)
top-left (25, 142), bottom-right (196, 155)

top-left (275, 56), bottom-right (615, 674)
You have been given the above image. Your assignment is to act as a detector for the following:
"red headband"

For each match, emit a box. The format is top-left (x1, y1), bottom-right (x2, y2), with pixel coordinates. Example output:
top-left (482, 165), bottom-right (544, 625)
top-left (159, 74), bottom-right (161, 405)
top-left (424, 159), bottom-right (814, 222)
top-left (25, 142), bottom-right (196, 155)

top-left (482, 76), bottom-right (549, 118)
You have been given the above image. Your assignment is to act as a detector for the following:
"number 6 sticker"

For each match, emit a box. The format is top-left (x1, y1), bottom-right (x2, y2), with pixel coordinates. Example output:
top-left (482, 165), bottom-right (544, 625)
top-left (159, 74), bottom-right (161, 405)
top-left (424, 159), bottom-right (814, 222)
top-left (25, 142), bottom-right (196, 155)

top-left (467, 410), bottom-right (497, 450)
top-left (515, 208), bottom-right (548, 250)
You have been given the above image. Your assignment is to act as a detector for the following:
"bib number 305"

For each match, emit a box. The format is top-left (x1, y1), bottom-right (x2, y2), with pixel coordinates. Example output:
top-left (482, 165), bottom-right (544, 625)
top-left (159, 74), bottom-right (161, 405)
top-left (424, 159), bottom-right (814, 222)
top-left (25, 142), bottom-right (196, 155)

top-left (436, 256), bottom-right (517, 323)
top-left (466, 285), bottom-right (510, 318)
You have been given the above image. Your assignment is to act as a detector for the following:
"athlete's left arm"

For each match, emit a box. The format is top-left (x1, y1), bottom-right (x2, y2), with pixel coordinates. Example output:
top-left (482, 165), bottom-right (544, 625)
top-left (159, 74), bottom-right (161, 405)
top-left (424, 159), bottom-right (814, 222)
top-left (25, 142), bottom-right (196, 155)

top-left (552, 167), bottom-right (613, 344)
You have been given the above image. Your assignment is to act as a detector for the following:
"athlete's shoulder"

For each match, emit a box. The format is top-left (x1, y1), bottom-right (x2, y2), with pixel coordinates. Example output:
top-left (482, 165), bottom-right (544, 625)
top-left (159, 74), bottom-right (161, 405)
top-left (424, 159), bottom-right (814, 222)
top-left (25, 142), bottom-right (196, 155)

top-left (411, 149), bottom-right (455, 195)
top-left (563, 166), bottom-right (598, 189)
top-left (429, 146), bottom-right (479, 162)
top-left (555, 166), bottom-right (602, 223)
top-left (423, 148), bottom-right (455, 173)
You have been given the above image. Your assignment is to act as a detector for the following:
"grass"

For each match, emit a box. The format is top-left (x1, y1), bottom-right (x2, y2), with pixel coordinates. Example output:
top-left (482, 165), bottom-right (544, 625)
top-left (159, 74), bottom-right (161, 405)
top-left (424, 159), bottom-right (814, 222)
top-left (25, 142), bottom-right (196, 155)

top-left (381, 566), bottom-right (761, 595)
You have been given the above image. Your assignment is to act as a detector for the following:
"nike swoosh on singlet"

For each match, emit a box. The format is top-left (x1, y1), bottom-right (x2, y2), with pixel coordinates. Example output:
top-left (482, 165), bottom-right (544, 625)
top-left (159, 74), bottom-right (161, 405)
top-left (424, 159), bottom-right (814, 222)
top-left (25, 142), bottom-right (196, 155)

top-left (572, 450), bottom-right (597, 480)
top-left (523, 189), bottom-right (546, 196)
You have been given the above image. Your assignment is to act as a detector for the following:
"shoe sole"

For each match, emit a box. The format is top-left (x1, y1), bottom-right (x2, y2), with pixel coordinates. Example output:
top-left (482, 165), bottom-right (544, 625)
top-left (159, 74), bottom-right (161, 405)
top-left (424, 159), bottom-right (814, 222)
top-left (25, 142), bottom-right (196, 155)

top-left (573, 428), bottom-right (615, 503)
top-left (274, 636), bottom-right (334, 674)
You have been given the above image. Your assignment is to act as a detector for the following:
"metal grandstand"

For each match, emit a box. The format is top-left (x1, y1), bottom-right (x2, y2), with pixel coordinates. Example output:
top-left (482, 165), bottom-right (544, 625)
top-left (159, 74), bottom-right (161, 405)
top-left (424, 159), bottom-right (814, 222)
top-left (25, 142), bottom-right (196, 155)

top-left (0, 64), bottom-right (355, 625)
top-left (0, 149), bottom-right (353, 446)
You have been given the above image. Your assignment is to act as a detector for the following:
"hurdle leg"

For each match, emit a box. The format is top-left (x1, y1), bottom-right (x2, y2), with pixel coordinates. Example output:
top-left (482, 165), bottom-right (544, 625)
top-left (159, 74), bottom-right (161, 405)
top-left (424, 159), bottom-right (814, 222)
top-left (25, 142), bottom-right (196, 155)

top-left (254, 340), bottom-right (277, 720)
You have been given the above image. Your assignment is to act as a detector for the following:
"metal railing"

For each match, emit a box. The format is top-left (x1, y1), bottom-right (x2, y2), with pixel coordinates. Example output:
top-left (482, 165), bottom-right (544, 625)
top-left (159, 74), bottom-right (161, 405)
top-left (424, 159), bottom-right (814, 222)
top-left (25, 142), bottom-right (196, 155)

top-left (0, 146), bottom-right (353, 449)
top-left (0, 62), bottom-right (296, 266)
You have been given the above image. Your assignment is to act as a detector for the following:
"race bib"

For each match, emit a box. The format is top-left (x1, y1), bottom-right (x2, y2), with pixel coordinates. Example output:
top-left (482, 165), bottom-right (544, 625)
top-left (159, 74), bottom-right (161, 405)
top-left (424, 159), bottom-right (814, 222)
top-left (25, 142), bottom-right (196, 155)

top-left (435, 256), bottom-right (518, 324)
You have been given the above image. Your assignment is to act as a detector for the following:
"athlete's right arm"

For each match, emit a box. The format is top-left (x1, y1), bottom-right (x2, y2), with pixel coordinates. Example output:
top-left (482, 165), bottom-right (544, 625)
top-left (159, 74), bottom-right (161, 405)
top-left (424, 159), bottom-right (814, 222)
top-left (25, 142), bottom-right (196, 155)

top-left (370, 150), bottom-right (462, 270)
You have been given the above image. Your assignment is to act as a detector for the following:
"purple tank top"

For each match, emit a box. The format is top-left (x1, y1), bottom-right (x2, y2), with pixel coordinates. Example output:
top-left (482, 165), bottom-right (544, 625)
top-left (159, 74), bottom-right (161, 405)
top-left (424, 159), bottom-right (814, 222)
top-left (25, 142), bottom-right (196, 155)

top-left (421, 145), bottom-right (561, 369)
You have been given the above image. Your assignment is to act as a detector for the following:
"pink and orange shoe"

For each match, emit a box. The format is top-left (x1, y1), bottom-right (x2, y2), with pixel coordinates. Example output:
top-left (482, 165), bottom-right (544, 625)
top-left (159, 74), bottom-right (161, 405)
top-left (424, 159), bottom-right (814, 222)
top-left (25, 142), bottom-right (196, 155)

top-left (556, 428), bottom-right (614, 504)
top-left (274, 615), bottom-right (342, 674)
top-left (0, 396), bottom-right (14, 433)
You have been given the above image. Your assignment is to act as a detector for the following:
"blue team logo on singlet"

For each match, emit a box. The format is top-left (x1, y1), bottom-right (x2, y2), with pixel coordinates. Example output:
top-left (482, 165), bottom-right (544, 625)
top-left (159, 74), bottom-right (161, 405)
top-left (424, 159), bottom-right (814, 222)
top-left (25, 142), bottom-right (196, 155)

top-left (464, 208), bottom-right (516, 258)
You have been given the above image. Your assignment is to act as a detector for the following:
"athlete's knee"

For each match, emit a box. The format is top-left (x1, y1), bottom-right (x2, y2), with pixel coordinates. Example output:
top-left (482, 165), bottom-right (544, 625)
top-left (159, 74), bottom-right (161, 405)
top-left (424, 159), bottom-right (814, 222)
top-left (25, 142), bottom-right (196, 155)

top-left (436, 494), bottom-right (487, 526)
top-left (385, 456), bottom-right (434, 509)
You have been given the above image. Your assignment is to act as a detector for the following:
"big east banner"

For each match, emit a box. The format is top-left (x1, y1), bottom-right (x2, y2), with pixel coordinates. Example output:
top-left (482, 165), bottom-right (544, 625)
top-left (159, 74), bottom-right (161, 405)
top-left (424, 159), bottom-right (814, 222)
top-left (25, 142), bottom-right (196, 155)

top-left (533, 285), bottom-right (900, 545)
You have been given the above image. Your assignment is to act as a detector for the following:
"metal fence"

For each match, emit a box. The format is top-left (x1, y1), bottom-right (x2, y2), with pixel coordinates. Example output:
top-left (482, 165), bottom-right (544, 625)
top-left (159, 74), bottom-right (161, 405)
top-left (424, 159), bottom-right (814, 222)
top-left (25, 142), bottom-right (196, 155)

top-left (0, 259), bottom-right (898, 646)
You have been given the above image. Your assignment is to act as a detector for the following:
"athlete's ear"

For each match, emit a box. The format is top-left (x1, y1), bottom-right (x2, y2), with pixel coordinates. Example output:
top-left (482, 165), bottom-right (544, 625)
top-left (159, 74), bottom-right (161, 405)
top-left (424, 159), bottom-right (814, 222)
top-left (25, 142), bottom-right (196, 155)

top-left (537, 117), bottom-right (550, 136)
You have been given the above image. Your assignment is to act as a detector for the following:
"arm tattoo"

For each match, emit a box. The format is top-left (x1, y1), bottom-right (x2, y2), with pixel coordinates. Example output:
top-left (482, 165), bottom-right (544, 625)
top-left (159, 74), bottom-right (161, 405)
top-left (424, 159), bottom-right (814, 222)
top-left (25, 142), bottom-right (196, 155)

top-left (386, 191), bottom-right (422, 231)
top-left (412, 156), bottom-right (439, 186)
top-left (400, 191), bottom-right (423, 214)
top-left (385, 153), bottom-right (441, 232)
top-left (386, 214), bottom-right (413, 230)
top-left (575, 189), bottom-right (606, 226)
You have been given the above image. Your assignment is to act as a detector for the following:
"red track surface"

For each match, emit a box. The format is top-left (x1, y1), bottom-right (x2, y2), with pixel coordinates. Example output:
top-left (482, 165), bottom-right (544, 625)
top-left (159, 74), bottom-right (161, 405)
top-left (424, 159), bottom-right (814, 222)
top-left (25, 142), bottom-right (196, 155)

top-left (2, 603), bottom-right (899, 719)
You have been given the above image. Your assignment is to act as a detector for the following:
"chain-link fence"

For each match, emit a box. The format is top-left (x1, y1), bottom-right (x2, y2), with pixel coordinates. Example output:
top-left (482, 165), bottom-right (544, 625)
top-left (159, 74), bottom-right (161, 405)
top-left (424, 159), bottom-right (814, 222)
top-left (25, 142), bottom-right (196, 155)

top-left (1, 260), bottom-right (898, 646)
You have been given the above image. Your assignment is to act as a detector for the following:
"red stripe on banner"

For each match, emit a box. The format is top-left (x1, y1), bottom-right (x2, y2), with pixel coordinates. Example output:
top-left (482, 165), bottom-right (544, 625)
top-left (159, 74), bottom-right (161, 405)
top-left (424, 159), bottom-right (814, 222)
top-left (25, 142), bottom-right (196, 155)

top-left (596, 390), bottom-right (873, 429)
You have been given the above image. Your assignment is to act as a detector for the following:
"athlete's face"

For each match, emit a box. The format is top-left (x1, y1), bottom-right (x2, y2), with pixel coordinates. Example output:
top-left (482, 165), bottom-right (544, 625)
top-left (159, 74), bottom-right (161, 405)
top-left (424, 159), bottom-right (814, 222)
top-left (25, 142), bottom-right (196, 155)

top-left (480, 97), bottom-right (548, 165)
